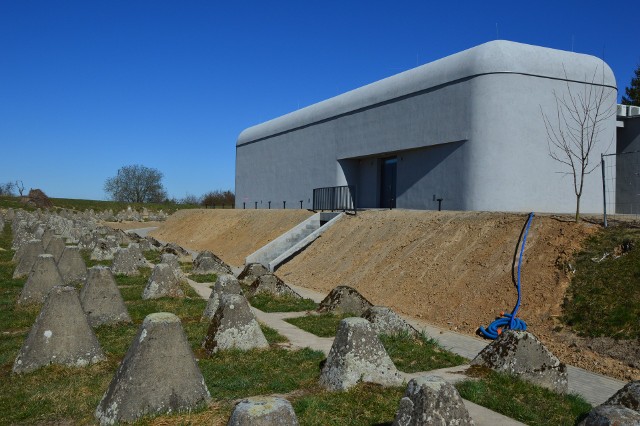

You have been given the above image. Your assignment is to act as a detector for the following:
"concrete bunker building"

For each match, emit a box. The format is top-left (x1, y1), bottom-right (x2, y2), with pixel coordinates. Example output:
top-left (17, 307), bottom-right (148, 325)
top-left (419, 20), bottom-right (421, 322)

top-left (236, 40), bottom-right (618, 213)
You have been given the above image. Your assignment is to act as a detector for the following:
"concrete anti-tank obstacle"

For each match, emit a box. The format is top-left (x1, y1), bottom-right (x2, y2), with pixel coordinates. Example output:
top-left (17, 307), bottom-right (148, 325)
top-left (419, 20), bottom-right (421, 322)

top-left (577, 380), bottom-right (640, 425)
top-left (248, 273), bottom-right (302, 299)
top-left (192, 250), bottom-right (232, 275)
top-left (40, 228), bottom-right (54, 250)
top-left (127, 243), bottom-right (147, 267)
top-left (18, 254), bottom-right (65, 304)
top-left (202, 274), bottom-right (243, 321)
top-left (44, 235), bottom-right (66, 263)
top-left (142, 263), bottom-right (185, 299)
top-left (80, 266), bottom-right (131, 327)
top-left (228, 396), bottom-right (299, 426)
top-left (13, 285), bottom-right (105, 374)
top-left (392, 375), bottom-right (474, 426)
top-left (57, 245), bottom-right (87, 284)
top-left (95, 312), bottom-right (211, 425)
top-left (202, 293), bottom-right (269, 354)
top-left (363, 306), bottom-right (419, 337)
top-left (160, 253), bottom-right (184, 278)
top-left (111, 248), bottom-right (140, 276)
top-left (471, 329), bottom-right (568, 393)
top-left (91, 237), bottom-right (118, 261)
top-left (13, 239), bottom-right (44, 278)
top-left (317, 285), bottom-right (374, 316)
top-left (237, 262), bottom-right (269, 284)
top-left (319, 317), bottom-right (403, 391)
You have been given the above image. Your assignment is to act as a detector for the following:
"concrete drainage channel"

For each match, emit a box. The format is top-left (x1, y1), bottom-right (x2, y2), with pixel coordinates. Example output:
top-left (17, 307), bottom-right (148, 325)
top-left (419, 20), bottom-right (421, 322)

top-left (245, 212), bottom-right (342, 271)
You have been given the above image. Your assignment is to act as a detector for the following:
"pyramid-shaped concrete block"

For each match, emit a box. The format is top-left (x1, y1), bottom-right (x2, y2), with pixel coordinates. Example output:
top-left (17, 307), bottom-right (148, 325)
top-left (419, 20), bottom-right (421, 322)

top-left (142, 263), bottom-right (184, 299)
top-left (471, 330), bottom-right (568, 393)
top-left (127, 243), bottom-right (147, 267)
top-left (319, 317), bottom-right (402, 391)
top-left (237, 262), bottom-right (269, 285)
top-left (228, 396), bottom-right (299, 426)
top-left (91, 238), bottom-right (118, 261)
top-left (201, 274), bottom-right (243, 321)
top-left (192, 250), bottom-right (232, 275)
top-left (393, 376), bottom-right (474, 426)
top-left (318, 285), bottom-right (373, 315)
top-left (57, 245), bottom-right (88, 284)
top-left (45, 235), bottom-right (66, 263)
top-left (202, 293), bottom-right (268, 354)
top-left (13, 286), bottom-right (105, 373)
top-left (12, 239), bottom-right (44, 279)
top-left (249, 273), bottom-right (302, 299)
top-left (363, 306), bottom-right (419, 337)
top-left (18, 254), bottom-right (65, 304)
top-left (111, 248), bottom-right (140, 276)
top-left (95, 313), bottom-right (211, 425)
top-left (80, 266), bottom-right (131, 327)
top-left (41, 228), bottom-right (54, 250)
top-left (160, 253), bottom-right (184, 278)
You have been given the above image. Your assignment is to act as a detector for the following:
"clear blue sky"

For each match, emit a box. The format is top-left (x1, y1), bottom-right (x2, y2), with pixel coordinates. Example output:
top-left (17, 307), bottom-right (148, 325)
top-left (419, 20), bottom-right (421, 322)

top-left (1, 1), bottom-right (636, 201)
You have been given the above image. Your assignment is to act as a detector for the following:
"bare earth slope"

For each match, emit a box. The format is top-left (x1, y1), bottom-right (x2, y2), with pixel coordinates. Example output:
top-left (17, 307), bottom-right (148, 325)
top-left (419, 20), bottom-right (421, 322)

top-left (148, 209), bottom-right (313, 266)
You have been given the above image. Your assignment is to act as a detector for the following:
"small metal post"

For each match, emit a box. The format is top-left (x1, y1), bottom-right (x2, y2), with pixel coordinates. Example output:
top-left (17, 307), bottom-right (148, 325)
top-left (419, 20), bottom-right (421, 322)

top-left (437, 198), bottom-right (443, 211)
top-left (268, 201), bottom-right (271, 209)
top-left (283, 201), bottom-right (286, 209)
top-left (601, 154), bottom-right (608, 228)
top-left (254, 201), bottom-right (257, 209)
top-left (243, 202), bottom-right (245, 209)
top-left (300, 200), bottom-right (303, 209)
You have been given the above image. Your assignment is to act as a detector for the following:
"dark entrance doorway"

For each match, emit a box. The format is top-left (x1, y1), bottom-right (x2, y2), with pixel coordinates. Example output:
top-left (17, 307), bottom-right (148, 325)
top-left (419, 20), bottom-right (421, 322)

top-left (380, 157), bottom-right (397, 208)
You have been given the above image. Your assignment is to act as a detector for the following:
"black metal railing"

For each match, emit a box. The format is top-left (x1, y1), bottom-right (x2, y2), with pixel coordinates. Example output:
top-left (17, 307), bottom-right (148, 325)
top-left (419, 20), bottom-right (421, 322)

top-left (313, 185), bottom-right (356, 214)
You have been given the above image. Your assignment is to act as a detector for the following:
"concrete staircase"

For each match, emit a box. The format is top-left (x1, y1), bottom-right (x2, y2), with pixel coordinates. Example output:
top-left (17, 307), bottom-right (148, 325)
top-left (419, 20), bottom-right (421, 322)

top-left (246, 212), bottom-right (342, 271)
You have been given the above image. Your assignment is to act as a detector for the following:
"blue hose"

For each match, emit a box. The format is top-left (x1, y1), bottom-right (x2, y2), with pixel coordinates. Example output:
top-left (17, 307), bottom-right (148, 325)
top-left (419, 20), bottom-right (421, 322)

top-left (478, 212), bottom-right (534, 339)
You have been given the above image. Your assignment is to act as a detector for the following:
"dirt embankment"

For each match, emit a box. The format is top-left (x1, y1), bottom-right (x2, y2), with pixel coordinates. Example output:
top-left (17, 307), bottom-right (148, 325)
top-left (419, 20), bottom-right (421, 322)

top-left (147, 208), bottom-right (638, 381)
top-left (148, 209), bottom-right (313, 266)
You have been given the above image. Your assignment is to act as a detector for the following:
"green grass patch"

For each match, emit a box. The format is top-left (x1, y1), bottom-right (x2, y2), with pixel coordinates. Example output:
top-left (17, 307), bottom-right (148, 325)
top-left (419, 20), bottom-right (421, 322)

top-left (285, 313), bottom-right (354, 337)
top-left (143, 250), bottom-right (162, 264)
top-left (292, 383), bottom-right (404, 425)
top-left (456, 366), bottom-right (591, 426)
top-left (562, 225), bottom-right (640, 338)
top-left (189, 273), bottom-right (218, 283)
top-left (260, 323), bottom-right (289, 344)
top-left (249, 292), bottom-right (318, 313)
top-left (380, 332), bottom-right (467, 373)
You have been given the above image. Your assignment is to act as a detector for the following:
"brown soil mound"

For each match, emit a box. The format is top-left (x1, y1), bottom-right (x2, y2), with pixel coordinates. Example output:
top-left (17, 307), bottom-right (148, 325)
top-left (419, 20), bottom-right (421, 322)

top-left (148, 209), bottom-right (313, 266)
top-left (275, 210), bottom-right (639, 381)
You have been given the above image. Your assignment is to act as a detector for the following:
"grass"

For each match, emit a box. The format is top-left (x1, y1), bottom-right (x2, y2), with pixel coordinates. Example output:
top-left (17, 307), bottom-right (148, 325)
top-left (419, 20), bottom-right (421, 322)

top-left (249, 292), bottom-right (318, 313)
top-left (380, 332), bottom-right (467, 373)
top-left (285, 313), bottom-right (355, 337)
top-left (189, 273), bottom-right (218, 283)
top-left (143, 250), bottom-right (162, 264)
top-left (562, 224), bottom-right (640, 338)
top-left (456, 366), bottom-right (591, 426)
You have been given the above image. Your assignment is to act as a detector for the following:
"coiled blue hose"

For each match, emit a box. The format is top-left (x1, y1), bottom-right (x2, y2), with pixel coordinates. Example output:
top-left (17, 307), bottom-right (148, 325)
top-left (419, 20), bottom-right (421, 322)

top-left (478, 212), bottom-right (534, 339)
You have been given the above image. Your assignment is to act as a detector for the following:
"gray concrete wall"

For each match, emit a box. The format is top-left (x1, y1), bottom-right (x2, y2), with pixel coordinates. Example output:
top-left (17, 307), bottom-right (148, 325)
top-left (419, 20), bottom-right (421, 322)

top-left (615, 117), bottom-right (640, 213)
top-left (235, 40), bottom-right (617, 214)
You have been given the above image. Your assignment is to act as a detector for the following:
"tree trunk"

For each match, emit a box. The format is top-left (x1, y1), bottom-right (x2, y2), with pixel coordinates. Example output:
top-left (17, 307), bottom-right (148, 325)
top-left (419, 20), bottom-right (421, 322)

top-left (575, 194), bottom-right (581, 222)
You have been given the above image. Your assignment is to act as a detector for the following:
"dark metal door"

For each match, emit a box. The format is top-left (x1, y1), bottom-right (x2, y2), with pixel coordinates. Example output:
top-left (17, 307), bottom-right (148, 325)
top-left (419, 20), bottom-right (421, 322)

top-left (380, 157), bottom-right (397, 208)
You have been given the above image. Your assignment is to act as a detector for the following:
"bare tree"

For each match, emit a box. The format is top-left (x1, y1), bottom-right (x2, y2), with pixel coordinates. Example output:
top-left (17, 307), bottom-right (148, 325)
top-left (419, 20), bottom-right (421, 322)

top-left (15, 180), bottom-right (24, 196)
top-left (0, 182), bottom-right (15, 196)
top-left (104, 164), bottom-right (168, 203)
top-left (541, 65), bottom-right (615, 222)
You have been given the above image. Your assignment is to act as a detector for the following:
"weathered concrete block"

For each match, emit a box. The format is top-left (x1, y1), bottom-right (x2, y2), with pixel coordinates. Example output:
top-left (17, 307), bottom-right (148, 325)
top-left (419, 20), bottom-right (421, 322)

top-left (319, 317), bottom-right (402, 391)
top-left (202, 294), bottom-right (268, 353)
top-left (162, 242), bottom-right (191, 262)
top-left (363, 306), bottom-right (419, 337)
top-left (578, 404), bottom-right (640, 425)
top-left (471, 330), bottom-right (568, 393)
top-left (237, 262), bottom-right (269, 284)
top-left (91, 238), bottom-right (118, 261)
top-left (160, 253), bottom-right (184, 278)
top-left (13, 286), bottom-right (105, 373)
top-left (80, 266), bottom-right (131, 327)
top-left (604, 380), bottom-right (640, 411)
top-left (45, 235), bottom-right (66, 263)
top-left (111, 248), bottom-right (140, 276)
top-left (202, 274), bottom-right (243, 321)
top-left (393, 375), bottom-right (474, 426)
top-left (95, 313), bottom-right (211, 425)
top-left (192, 250), bottom-right (232, 275)
top-left (249, 273), bottom-right (302, 299)
top-left (127, 243), bottom-right (147, 267)
top-left (12, 239), bottom-right (44, 278)
top-left (19, 254), bottom-right (64, 304)
top-left (41, 228), bottom-right (54, 250)
top-left (142, 263), bottom-right (184, 299)
top-left (78, 232), bottom-right (98, 250)
top-left (318, 285), bottom-right (373, 315)
top-left (228, 396), bottom-right (299, 426)
top-left (57, 245), bottom-right (88, 284)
